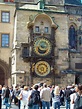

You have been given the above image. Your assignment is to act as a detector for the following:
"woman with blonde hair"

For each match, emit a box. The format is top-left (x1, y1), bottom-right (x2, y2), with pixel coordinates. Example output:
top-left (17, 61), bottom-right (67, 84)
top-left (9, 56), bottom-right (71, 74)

top-left (20, 86), bottom-right (29, 109)
top-left (53, 86), bottom-right (60, 109)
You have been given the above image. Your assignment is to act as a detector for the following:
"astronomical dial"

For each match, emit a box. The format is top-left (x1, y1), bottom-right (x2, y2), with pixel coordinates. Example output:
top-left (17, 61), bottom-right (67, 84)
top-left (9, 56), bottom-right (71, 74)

top-left (33, 38), bottom-right (52, 56)
top-left (35, 61), bottom-right (50, 76)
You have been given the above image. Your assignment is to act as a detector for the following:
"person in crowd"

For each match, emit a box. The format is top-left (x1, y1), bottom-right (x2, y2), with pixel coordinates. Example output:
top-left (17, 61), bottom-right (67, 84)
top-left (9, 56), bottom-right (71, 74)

top-left (70, 85), bottom-right (79, 109)
top-left (17, 85), bottom-right (25, 109)
top-left (74, 84), bottom-right (82, 109)
top-left (28, 84), bottom-right (40, 109)
top-left (50, 85), bottom-right (55, 107)
top-left (15, 85), bottom-right (22, 109)
top-left (2, 85), bottom-right (6, 105)
top-left (20, 85), bottom-right (29, 109)
top-left (60, 87), bottom-right (65, 106)
top-left (38, 82), bottom-right (44, 92)
top-left (13, 86), bottom-right (19, 105)
top-left (70, 84), bottom-right (75, 93)
top-left (4, 86), bottom-right (11, 109)
top-left (38, 83), bottom-right (44, 109)
top-left (53, 86), bottom-right (60, 109)
top-left (0, 85), bottom-right (2, 109)
top-left (10, 86), bottom-right (14, 103)
top-left (65, 86), bottom-right (72, 109)
top-left (28, 86), bottom-right (33, 109)
top-left (40, 83), bottom-right (51, 109)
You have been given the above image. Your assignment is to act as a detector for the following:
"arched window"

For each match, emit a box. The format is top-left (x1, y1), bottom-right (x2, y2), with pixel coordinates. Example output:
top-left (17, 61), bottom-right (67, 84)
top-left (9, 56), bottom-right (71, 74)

top-left (69, 25), bottom-right (77, 49)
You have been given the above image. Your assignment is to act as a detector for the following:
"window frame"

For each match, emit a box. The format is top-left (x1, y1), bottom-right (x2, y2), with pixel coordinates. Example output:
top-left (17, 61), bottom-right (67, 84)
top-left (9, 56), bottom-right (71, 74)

top-left (35, 26), bottom-right (40, 33)
top-left (1, 34), bottom-right (10, 48)
top-left (69, 25), bottom-right (77, 49)
top-left (22, 46), bottom-right (29, 57)
top-left (1, 11), bottom-right (10, 23)
top-left (44, 27), bottom-right (49, 33)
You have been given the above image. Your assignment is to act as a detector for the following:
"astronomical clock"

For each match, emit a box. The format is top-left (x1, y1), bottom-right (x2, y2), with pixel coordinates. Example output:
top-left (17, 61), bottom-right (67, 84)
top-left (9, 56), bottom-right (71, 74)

top-left (32, 37), bottom-right (53, 77)
top-left (33, 37), bottom-right (52, 57)
top-left (27, 13), bottom-right (57, 81)
top-left (35, 61), bottom-right (50, 76)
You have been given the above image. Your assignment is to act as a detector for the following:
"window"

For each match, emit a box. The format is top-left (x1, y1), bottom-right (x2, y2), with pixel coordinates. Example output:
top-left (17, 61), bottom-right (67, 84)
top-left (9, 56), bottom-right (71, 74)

top-left (75, 63), bottom-right (82, 69)
top-left (69, 25), bottom-right (77, 49)
top-left (35, 26), bottom-right (39, 32)
top-left (1, 34), bottom-right (9, 47)
top-left (22, 47), bottom-right (29, 57)
top-left (44, 27), bottom-right (48, 33)
top-left (1, 11), bottom-right (10, 23)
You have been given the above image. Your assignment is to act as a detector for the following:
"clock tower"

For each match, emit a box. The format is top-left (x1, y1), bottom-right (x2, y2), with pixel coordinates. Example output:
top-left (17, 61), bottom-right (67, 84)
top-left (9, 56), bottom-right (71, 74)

top-left (26, 13), bottom-right (58, 84)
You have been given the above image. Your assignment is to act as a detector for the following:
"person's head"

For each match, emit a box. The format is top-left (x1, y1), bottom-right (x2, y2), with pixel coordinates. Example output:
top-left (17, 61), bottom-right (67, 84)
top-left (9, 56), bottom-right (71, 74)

top-left (72, 84), bottom-right (75, 88)
top-left (21, 85), bottom-right (25, 89)
top-left (43, 83), bottom-right (47, 88)
top-left (52, 85), bottom-right (55, 89)
top-left (54, 86), bottom-right (60, 95)
top-left (66, 86), bottom-right (72, 90)
top-left (78, 84), bottom-right (82, 95)
top-left (2, 85), bottom-right (5, 88)
top-left (75, 85), bottom-right (79, 92)
top-left (39, 82), bottom-right (43, 87)
top-left (33, 84), bottom-right (39, 90)
top-left (6, 86), bottom-right (9, 89)
top-left (24, 86), bottom-right (28, 90)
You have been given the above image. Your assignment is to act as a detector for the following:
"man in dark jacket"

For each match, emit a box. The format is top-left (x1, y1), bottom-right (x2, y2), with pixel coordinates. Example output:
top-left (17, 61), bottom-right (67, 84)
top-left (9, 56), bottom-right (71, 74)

top-left (65, 86), bottom-right (72, 109)
top-left (4, 86), bottom-right (11, 109)
top-left (28, 84), bottom-right (40, 109)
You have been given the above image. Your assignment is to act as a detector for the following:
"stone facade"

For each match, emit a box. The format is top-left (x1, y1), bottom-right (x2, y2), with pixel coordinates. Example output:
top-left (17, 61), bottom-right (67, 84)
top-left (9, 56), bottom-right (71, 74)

top-left (0, 0), bottom-right (82, 87)
top-left (11, 1), bottom-right (82, 87)
top-left (0, 2), bottom-right (15, 86)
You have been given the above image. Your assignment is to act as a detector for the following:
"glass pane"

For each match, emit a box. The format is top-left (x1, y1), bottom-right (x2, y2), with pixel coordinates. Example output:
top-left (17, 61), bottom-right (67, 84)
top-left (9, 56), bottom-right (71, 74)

top-left (1, 34), bottom-right (9, 47)
top-left (2, 12), bottom-right (10, 23)
top-left (69, 25), bottom-right (76, 49)
top-left (35, 26), bottom-right (39, 32)
top-left (45, 27), bottom-right (48, 33)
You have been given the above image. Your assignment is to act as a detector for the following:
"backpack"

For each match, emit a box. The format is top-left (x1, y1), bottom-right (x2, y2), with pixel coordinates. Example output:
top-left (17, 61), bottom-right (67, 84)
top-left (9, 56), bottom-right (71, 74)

top-left (74, 93), bottom-right (82, 109)
top-left (31, 90), bottom-right (40, 104)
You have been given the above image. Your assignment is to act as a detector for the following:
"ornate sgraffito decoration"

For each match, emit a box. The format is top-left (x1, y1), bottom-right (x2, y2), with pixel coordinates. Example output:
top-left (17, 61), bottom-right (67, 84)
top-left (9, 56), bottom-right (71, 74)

top-left (35, 61), bottom-right (50, 76)
top-left (33, 38), bottom-right (52, 56)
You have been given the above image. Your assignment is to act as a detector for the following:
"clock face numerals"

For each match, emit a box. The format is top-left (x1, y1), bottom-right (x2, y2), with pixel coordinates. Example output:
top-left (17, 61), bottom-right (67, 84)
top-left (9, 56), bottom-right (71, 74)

top-left (33, 38), bottom-right (52, 56)
top-left (35, 61), bottom-right (50, 76)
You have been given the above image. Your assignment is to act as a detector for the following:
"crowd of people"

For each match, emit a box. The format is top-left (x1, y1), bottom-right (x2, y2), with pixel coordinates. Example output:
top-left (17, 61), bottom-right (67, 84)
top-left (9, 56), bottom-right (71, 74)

top-left (0, 83), bottom-right (82, 109)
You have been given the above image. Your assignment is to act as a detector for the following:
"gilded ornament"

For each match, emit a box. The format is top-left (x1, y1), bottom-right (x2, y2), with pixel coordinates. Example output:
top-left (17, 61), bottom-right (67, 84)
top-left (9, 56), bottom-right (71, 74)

top-left (33, 38), bottom-right (52, 56)
top-left (35, 61), bottom-right (50, 76)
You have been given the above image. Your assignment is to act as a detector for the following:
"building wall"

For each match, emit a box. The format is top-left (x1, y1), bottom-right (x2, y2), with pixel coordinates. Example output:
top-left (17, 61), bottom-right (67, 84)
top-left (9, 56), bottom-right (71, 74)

top-left (0, 2), bottom-right (15, 86)
top-left (0, 3), bottom-right (15, 63)
top-left (11, 9), bottom-right (71, 86)
top-left (12, 2), bottom-right (82, 87)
